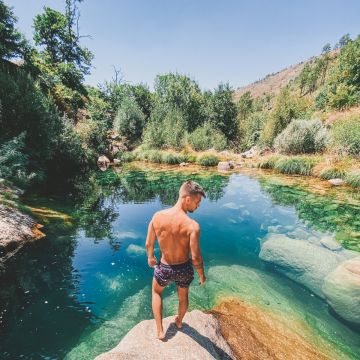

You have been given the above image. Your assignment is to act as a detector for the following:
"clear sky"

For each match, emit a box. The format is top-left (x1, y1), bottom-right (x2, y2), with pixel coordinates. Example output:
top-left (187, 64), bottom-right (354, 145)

top-left (6, 0), bottom-right (360, 90)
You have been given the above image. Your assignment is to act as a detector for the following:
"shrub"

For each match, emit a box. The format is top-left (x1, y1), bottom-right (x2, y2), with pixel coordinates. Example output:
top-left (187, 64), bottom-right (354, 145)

top-left (274, 119), bottom-right (329, 154)
top-left (147, 150), bottom-right (162, 163)
top-left (187, 122), bottom-right (227, 151)
top-left (113, 96), bottom-right (145, 146)
top-left (319, 167), bottom-right (346, 180)
top-left (0, 133), bottom-right (38, 187)
top-left (119, 151), bottom-right (136, 162)
top-left (258, 155), bottom-right (280, 169)
top-left (161, 152), bottom-right (181, 164)
top-left (196, 154), bottom-right (219, 167)
top-left (274, 156), bottom-right (318, 176)
top-left (345, 170), bottom-right (360, 187)
top-left (330, 115), bottom-right (360, 156)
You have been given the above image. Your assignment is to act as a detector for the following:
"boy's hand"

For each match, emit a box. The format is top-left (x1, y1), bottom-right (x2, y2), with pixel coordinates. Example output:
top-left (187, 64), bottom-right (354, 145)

top-left (148, 256), bottom-right (157, 268)
top-left (199, 275), bottom-right (206, 285)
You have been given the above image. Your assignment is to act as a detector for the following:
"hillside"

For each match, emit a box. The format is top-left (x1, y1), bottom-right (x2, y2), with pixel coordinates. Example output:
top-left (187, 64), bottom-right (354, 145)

top-left (234, 51), bottom-right (338, 101)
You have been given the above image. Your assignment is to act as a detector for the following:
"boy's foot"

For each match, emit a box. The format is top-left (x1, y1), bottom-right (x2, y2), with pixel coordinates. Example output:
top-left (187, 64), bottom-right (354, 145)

top-left (175, 316), bottom-right (182, 329)
top-left (157, 330), bottom-right (165, 340)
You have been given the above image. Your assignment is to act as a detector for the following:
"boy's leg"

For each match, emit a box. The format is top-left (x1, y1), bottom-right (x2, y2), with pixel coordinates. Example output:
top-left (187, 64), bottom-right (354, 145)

top-left (152, 277), bottom-right (165, 339)
top-left (175, 286), bottom-right (189, 328)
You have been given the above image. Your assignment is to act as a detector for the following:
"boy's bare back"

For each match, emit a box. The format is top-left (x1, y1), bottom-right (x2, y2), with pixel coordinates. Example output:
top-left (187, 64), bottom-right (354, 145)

top-left (152, 208), bottom-right (199, 265)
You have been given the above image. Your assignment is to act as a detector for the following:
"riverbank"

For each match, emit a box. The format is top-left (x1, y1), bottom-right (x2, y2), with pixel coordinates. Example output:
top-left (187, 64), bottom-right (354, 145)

top-left (117, 148), bottom-right (360, 189)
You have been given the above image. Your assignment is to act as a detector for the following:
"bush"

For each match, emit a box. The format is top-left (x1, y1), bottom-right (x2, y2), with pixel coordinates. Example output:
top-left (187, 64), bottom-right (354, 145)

top-left (345, 170), bottom-right (360, 187)
top-left (319, 166), bottom-right (346, 180)
top-left (147, 150), bottom-right (162, 163)
top-left (114, 96), bottom-right (145, 146)
top-left (118, 151), bottom-right (136, 162)
top-left (331, 115), bottom-right (360, 156)
top-left (161, 152), bottom-right (181, 164)
top-left (187, 122), bottom-right (227, 151)
top-left (0, 133), bottom-right (38, 187)
top-left (258, 155), bottom-right (280, 169)
top-left (196, 154), bottom-right (219, 167)
top-left (274, 119), bottom-right (329, 154)
top-left (274, 156), bottom-right (318, 176)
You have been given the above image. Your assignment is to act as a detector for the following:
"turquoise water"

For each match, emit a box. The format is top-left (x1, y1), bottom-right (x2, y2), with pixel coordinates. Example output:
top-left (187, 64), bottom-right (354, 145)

top-left (1, 166), bottom-right (360, 359)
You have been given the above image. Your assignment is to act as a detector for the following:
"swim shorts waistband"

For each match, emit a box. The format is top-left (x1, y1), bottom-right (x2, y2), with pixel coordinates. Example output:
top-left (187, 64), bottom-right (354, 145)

top-left (159, 259), bottom-right (192, 269)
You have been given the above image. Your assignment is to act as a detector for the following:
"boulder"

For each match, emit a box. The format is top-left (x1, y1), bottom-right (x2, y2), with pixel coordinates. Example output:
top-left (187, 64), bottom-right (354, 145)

top-left (179, 162), bottom-right (188, 167)
top-left (322, 257), bottom-right (360, 324)
top-left (0, 204), bottom-right (45, 262)
top-left (259, 233), bottom-right (356, 298)
top-left (95, 310), bottom-right (234, 360)
top-left (241, 146), bottom-right (257, 158)
top-left (217, 161), bottom-right (235, 171)
top-left (113, 158), bottom-right (121, 165)
top-left (328, 178), bottom-right (344, 186)
top-left (97, 155), bottom-right (110, 171)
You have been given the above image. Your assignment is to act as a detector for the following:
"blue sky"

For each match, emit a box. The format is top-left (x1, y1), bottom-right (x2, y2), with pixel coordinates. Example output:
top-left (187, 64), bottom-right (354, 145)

top-left (6, 0), bottom-right (360, 90)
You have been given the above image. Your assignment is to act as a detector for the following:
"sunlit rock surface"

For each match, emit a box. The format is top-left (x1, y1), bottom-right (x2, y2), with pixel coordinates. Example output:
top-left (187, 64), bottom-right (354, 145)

top-left (323, 257), bottom-right (360, 324)
top-left (259, 233), bottom-right (356, 298)
top-left (0, 204), bottom-right (44, 262)
top-left (95, 310), bottom-right (234, 360)
top-left (211, 299), bottom-right (333, 360)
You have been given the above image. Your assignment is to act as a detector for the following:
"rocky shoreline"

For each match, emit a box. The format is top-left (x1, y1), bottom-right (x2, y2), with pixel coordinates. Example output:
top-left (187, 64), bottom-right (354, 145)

top-left (0, 204), bottom-right (45, 266)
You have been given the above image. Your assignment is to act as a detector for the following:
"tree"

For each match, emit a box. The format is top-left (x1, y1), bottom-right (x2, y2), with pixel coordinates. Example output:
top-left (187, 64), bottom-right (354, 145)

top-left (154, 73), bottom-right (204, 131)
top-left (339, 33), bottom-right (351, 48)
top-left (237, 91), bottom-right (253, 120)
top-left (322, 43), bottom-right (331, 54)
top-left (0, 1), bottom-right (27, 60)
top-left (113, 96), bottom-right (145, 146)
top-left (208, 83), bottom-right (238, 141)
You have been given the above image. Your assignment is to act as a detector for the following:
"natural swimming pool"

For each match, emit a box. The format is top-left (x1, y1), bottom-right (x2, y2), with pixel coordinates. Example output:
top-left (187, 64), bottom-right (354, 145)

top-left (1, 164), bottom-right (360, 359)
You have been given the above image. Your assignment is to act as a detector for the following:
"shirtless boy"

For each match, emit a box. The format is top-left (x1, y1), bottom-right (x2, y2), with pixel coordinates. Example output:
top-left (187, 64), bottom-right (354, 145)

top-left (145, 180), bottom-right (206, 340)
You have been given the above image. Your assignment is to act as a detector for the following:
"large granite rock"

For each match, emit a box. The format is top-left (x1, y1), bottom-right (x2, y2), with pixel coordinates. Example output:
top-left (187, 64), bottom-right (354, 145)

top-left (322, 257), bottom-right (360, 324)
top-left (0, 204), bottom-right (44, 262)
top-left (259, 233), bottom-right (356, 298)
top-left (95, 310), bottom-right (234, 360)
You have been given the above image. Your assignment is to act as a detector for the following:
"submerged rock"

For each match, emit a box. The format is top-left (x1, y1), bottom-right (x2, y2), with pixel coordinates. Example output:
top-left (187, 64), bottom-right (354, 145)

top-left (259, 233), bottom-right (355, 298)
top-left (95, 310), bottom-right (234, 360)
top-left (322, 257), bottom-right (360, 325)
top-left (211, 299), bottom-right (333, 360)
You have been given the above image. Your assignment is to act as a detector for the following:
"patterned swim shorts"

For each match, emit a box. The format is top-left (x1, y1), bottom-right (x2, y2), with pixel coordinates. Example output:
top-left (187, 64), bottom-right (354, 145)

top-left (154, 259), bottom-right (194, 288)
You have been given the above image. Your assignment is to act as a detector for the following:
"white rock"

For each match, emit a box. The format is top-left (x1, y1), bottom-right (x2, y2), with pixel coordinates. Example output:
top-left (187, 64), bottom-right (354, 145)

top-left (328, 178), bottom-right (344, 186)
top-left (95, 310), bottom-right (234, 360)
top-left (320, 236), bottom-right (342, 251)
top-left (323, 257), bottom-right (360, 324)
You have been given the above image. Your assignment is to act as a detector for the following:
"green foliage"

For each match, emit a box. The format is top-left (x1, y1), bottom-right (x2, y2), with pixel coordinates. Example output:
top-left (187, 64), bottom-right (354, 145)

top-left (118, 151), bottom-right (136, 163)
top-left (142, 105), bottom-right (187, 150)
top-left (0, 133), bottom-right (38, 187)
top-left (257, 155), bottom-right (280, 169)
top-left (188, 122), bottom-right (227, 151)
top-left (147, 150), bottom-right (162, 163)
top-left (0, 0), bottom-right (28, 60)
top-left (345, 170), bottom-right (360, 187)
top-left (237, 91), bottom-right (253, 120)
top-left (154, 73), bottom-right (204, 132)
top-left (261, 87), bottom-right (310, 146)
top-left (319, 167), bottom-right (346, 180)
top-left (161, 152), bottom-right (182, 164)
top-left (274, 156), bottom-right (319, 176)
top-left (330, 115), bottom-right (360, 156)
top-left (274, 119), bottom-right (329, 154)
top-left (207, 83), bottom-right (238, 141)
top-left (113, 96), bottom-right (145, 146)
top-left (196, 154), bottom-right (219, 167)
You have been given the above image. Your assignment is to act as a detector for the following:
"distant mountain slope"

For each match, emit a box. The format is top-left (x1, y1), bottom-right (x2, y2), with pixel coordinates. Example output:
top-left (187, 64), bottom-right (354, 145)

top-left (234, 60), bottom-right (310, 101)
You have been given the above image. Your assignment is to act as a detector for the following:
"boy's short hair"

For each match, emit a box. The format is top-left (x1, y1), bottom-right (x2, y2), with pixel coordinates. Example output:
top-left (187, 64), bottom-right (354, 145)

top-left (179, 180), bottom-right (206, 198)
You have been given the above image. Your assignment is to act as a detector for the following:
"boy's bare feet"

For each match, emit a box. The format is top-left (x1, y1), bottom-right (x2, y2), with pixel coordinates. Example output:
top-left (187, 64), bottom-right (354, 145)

top-left (157, 330), bottom-right (165, 340)
top-left (175, 316), bottom-right (182, 329)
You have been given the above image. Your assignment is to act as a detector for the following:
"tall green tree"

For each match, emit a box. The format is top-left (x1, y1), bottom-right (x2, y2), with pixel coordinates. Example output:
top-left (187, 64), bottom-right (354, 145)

top-left (0, 1), bottom-right (27, 60)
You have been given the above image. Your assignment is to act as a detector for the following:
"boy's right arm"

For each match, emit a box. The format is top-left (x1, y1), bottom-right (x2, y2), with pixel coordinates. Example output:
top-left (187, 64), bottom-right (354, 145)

top-left (189, 223), bottom-right (206, 285)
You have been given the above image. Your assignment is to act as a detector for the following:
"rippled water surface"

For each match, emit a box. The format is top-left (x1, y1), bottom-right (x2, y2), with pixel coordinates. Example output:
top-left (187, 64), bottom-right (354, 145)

top-left (1, 165), bottom-right (360, 359)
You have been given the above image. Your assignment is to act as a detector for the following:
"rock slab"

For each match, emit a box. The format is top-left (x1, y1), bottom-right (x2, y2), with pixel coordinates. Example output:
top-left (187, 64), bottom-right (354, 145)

top-left (95, 310), bottom-right (234, 360)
